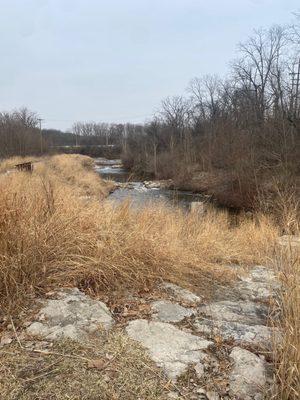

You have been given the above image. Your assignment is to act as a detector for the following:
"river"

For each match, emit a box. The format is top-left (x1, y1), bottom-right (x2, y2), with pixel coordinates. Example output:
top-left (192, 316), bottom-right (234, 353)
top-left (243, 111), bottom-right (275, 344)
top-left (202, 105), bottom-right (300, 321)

top-left (94, 158), bottom-right (206, 209)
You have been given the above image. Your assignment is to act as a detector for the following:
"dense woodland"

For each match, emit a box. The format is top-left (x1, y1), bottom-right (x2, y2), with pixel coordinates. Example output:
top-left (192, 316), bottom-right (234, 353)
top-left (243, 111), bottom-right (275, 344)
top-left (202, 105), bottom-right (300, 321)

top-left (0, 20), bottom-right (299, 210)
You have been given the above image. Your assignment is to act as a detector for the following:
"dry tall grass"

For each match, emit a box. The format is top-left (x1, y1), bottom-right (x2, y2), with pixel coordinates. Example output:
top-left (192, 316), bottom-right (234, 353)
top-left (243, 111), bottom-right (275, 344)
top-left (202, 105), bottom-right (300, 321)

top-left (0, 154), bottom-right (279, 316)
top-left (270, 239), bottom-right (300, 400)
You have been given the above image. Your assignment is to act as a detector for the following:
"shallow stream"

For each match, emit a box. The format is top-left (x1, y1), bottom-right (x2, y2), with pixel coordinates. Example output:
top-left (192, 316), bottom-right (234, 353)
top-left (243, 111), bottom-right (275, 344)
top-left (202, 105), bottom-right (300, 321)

top-left (95, 158), bottom-right (205, 209)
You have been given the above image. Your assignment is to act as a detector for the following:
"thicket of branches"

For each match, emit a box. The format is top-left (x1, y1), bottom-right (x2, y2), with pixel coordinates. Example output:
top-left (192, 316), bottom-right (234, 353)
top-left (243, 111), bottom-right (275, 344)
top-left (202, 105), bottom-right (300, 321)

top-left (122, 22), bottom-right (300, 208)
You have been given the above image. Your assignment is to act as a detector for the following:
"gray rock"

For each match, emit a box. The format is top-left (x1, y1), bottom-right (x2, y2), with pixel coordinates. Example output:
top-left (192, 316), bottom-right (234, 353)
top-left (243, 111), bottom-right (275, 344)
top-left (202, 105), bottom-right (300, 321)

top-left (160, 282), bottom-right (201, 304)
top-left (152, 300), bottom-right (194, 323)
top-left (193, 266), bottom-right (281, 348)
top-left (198, 300), bottom-right (269, 326)
top-left (27, 288), bottom-right (113, 341)
top-left (237, 266), bottom-right (279, 301)
top-left (194, 319), bottom-right (273, 348)
top-left (229, 347), bottom-right (267, 400)
top-left (246, 266), bottom-right (277, 283)
top-left (126, 319), bottom-right (212, 380)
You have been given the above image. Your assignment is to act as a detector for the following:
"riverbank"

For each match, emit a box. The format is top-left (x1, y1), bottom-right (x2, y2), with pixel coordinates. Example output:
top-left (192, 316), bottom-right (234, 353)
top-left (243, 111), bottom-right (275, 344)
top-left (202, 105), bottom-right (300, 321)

top-left (122, 156), bottom-right (300, 222)
top-left (0, 154), bottom-right (299, 399)
top-left (0, 156), bottom-right (278, 312)
top-left (0, 154), bottom-right (280, 313)
top-left (121, 155), bottom-right (257, 210)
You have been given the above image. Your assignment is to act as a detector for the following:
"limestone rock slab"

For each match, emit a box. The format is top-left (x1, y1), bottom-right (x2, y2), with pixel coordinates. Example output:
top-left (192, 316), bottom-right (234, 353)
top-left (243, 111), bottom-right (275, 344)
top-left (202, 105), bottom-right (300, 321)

top-left (229, 347), bottom-right (267, 400)
top-left (194, 319), bottom-right (273, 348)
top-left (237, 266), bottom-right (279, 301)
top-left (126, 319), bottom-right (212, 380)
top-left (152, 300), bottom-right (194, 323)
top-left (198, 300), bottom-right (269, 326)
top-left (27, 288), bottom-right (113, 341)
top-left (160, 282), bottom-right (201, 304)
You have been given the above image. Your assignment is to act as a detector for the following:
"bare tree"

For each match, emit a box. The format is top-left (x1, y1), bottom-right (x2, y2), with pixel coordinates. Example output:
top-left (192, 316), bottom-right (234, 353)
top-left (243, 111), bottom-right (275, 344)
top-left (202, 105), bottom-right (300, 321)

top-left (233, 26), bottom-right (287, 123)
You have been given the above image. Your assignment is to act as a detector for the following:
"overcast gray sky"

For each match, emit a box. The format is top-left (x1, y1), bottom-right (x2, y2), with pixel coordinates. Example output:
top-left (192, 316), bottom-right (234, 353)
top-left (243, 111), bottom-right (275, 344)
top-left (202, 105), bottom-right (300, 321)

top-left (0, 0), bottom-right (299, 130)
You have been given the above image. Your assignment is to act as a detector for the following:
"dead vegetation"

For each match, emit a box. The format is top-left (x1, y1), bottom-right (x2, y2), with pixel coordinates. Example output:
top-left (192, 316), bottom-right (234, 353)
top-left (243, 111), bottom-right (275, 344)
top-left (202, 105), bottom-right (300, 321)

top-left (0, 332), bottom-right (168, 400)
top-left (0, 155), bottom-right (280, 317)
top-left (271, 242), bottom-right (300, 400)
top-left (0, 154), bottom-right (299, 399)
top-left (0, 155), bottom-right (40, 174)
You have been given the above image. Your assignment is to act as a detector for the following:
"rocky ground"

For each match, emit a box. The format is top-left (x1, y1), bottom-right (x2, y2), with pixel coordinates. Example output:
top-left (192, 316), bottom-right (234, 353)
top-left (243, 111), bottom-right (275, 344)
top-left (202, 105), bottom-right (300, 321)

top-left (0, 264), bottom-right (280, 400)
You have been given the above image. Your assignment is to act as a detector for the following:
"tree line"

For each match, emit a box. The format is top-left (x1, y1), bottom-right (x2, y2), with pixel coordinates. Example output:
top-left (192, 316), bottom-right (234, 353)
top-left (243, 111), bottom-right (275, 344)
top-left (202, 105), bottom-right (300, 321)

top-left (0, 114), bottom-right (127, 158)
top-left (0, 108), bottom-right (43, 158)
top-left (122, 21), bottom-right (300, 209)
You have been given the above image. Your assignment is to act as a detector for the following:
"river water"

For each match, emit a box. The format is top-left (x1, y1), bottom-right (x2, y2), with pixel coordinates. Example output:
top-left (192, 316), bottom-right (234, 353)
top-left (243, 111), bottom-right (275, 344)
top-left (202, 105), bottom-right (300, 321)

top-left (94, 158), bottom-right (205, 209)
